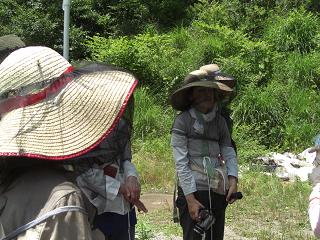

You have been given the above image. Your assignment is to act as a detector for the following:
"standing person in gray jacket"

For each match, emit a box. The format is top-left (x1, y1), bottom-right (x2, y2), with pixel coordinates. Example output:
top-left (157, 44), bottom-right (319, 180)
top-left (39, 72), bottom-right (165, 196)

top-left (170, 68), bottom-right (239, 240)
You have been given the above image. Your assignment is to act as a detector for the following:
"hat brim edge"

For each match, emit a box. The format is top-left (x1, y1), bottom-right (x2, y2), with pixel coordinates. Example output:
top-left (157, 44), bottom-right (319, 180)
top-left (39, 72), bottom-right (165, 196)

top-left (170, 81), bottom-right (233, 111)
top-left (0, 79), bottom-right (138, 161)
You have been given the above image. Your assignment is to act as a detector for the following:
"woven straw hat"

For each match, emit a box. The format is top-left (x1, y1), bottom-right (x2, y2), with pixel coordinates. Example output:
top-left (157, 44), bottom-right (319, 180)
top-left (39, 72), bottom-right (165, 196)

top-left (170, 68), bottom-right (232, 111)
top-left (0, 46), bottom-right (137, 160)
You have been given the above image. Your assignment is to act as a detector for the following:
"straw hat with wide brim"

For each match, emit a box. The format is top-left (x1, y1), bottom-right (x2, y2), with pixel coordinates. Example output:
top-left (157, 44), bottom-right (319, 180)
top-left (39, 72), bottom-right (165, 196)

top-left (170, 69), bottom-right (233, 111)
top-left (0, 46), bottom-right (137, 160)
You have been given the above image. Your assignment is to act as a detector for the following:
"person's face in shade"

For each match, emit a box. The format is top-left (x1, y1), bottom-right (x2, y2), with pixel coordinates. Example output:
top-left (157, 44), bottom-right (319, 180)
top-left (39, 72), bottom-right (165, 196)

top-left (190, 87), bottom-right (215, 114)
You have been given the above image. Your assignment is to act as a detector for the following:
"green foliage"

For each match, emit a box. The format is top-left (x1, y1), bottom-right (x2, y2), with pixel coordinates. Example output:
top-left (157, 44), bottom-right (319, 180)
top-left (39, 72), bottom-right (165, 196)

top-left (232, 78), bottom-right (320, 152)
top-left (135, 220), bottom-right (154, 240)
top-left (227, 170), bottom-right (313, 239)
top-left (8, 4), bottom-right (61, 47)
top-left (0, 0), bottom-right (20, 34)
top-left (233, 124), bottom-right (268, 164)
top-left (136, 208), bottom-right (182, 238)
top-left (133, 87), bottom-right (175, 140)
top-left (133, 135), bottom-right (176, 190)
top-left (281, 86), bottom-right (320, 151)
top-left (232, 82), bottom-right (287, 149)
top-left (132, 88), bottom-right (176, 189)
top-left (86, 32), bottom-right (185, 101)
top-left (1, 0), bottom-right (195, 59)
top-left (188, 22), bottom-right (275, 88)
top-left (141, 0), bottom-right (192, 29)
top-left (189, 0), bottom-right (239, 28)
top-left (190, 0), bottom-right (317, 39)
top-left (190, 0), bottom-right (272, 38)
top-left (264, 9), bottom-right (320, 53)
top-left (106, 0), bottom-right (150, 35)
top-left (273, 52), bottom-right (320, 88)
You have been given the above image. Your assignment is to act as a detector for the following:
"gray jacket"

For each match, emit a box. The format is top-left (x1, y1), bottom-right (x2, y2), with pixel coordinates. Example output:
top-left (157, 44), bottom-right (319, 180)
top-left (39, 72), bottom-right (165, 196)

top-left (171, 107), bottom-right (238, 195)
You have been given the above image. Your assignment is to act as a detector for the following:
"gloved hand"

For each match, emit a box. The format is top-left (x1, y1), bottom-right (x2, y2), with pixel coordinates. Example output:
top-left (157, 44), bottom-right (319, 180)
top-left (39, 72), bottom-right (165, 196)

top-left (309, 145), bottom-right (320, 167)
top-left (310, 167), bottom-right (320, 187)
top-left (309, 145), bottom-right (320, 186)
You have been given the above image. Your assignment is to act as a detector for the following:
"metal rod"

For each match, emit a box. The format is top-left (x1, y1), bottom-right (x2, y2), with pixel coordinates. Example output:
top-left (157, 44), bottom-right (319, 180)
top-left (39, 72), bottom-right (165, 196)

top-left (62, 0), bottom-right (71, 60)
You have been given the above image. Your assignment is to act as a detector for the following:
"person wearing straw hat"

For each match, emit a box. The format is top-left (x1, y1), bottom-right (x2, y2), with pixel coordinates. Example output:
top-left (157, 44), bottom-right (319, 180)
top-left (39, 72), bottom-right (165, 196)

top-left (0, 34), bottom-right (26, 62)
top-left (75, 99), bottom-right (148, 240)
top-left (0, 45), bottom-right (144, 240)
top-left (170, 68), bottom-right (238, 240)
top-left (199, 64), bottom-right (237, 153)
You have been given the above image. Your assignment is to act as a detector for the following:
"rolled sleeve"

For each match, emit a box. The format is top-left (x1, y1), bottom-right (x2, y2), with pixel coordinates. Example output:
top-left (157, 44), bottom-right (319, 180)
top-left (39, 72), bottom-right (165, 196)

top-left (221, 145), bottom-right (238, 178)
top-left (171, 133), bottom-right (197, 195)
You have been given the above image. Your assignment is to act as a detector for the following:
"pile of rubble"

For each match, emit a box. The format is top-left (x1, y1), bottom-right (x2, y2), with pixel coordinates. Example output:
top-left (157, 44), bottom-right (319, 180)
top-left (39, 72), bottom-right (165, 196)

top-left (253, 148), bottom-right (316, 182)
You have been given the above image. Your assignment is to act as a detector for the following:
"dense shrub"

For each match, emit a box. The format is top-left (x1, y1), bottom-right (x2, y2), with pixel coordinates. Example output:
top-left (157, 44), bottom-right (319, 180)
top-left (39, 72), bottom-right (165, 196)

top-left (81, 0), bottom-right (320, 154)
top-left (263, 9), bottom-right (320, 53)
top-left (272, 52), bottom-right (320, 89)
top-left (190, 0), bottom-right (270, 37)
top-left (232, 81), bottom-right (288, 149)
top-left (86, 33), bottom-right (180, 100)
top-left (232, 124), bottom-right (268, 164)
top-left (281, 84), bottom-right (320, 151)
top-left (232, 79), bottom-right (320, 152)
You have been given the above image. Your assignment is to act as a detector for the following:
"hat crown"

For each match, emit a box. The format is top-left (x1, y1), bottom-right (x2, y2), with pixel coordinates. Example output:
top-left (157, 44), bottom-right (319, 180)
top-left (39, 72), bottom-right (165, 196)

top-left (184, 64), bottom-right (223, 85)
top-left (183, 69), bottom-right (209, 85)
top-left (199, 64), bottom-right (220, 76)
top-left (0, 47), bottom-right (71, 97)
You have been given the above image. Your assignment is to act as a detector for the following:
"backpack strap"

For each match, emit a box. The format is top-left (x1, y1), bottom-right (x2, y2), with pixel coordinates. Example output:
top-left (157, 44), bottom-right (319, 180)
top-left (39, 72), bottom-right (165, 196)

top-left (0, 206), bottom-right (87, 240)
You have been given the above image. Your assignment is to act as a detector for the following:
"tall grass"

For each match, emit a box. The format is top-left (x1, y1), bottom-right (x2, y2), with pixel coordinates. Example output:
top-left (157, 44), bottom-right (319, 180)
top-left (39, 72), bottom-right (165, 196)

top-left (263, 9), bottom-right (320, 53)
top-left (135, 169), bottom-right (315, 239)
top-left (133, 87), bottom-right (175, 140)
top-left (132, 87), bottom-right (176, 190)
top-left (226, 169), bottom-right (314, 239)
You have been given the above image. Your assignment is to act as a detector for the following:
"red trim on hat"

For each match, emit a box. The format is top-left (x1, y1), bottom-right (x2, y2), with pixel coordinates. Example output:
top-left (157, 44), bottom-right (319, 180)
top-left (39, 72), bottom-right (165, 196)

top-left (0, 79), bottom-right (138, 161)
top-left (0, 66), bottom-right (75, 114)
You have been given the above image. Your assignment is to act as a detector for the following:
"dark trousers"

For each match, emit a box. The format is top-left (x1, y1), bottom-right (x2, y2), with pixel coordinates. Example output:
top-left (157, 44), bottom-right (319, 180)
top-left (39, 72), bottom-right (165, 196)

top-left (176, 187), bottom-right (228, 240)
top-left (105, 227), bottom-right (135, 240)
top-left (94, 208), bottom-right (136, 240)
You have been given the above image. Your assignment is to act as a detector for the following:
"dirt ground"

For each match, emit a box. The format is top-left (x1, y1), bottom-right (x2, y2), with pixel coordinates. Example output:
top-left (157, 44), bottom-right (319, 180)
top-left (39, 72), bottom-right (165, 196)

top-left (140, 193), bottom-right (254, 240)
top-left (140, 192), bottom-right (173, 212)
